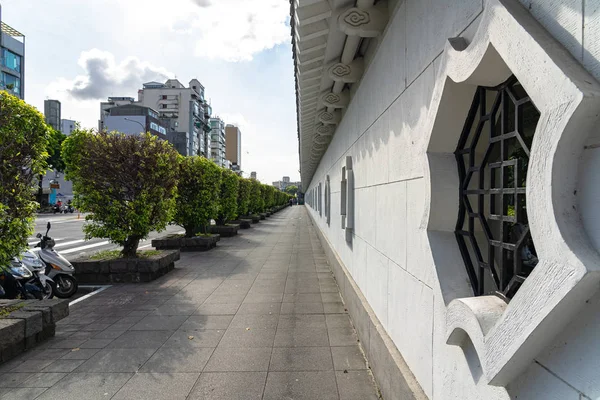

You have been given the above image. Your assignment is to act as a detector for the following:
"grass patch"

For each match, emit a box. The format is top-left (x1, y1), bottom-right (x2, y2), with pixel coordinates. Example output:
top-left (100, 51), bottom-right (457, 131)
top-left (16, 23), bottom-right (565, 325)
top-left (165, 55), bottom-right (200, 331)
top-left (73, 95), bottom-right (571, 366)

top-left (89, 249), bottom-right (162, 260)
top-left (0, 303), bottom-right (26, 318)
top-left (194, 233), bottom-right (213, 237)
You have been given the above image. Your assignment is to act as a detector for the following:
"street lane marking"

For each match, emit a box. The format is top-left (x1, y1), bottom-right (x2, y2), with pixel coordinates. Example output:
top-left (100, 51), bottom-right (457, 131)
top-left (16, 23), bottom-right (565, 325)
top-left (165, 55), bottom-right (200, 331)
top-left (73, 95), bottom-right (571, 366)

top-left (61, 241), bottom-right (111, 254)
top-left (69, 285), bottom-right (112, 306)
top-left (28, 238), bottom-right (66, 246)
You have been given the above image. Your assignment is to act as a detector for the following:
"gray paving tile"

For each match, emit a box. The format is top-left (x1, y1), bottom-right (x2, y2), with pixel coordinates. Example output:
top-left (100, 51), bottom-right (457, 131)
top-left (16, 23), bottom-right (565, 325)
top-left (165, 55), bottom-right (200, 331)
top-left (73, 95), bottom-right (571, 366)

top-left (130, 315), bottom-right (188, 330)
top-left (20, 372), bottom-right (67, 387)
top-left (229, 313), bottom-right (279, 329)
top-left (140, 347), bottom-right (213, 372)
top-left (243, 293), bottom-right (284, 303)
top-left (188, 372), bottom-right (266, 400)
top-left (151, 304), bottom-right (198, 316)
top-left (204, 347), bottom-right (272, 372)
top-left (35, 373), bottom-right (133, 400)
top-left (79, 339), bottom-right (114, 349)
top-left (280, 302), bottom-right (324, 314)
top-left (163, 330), bottom-right (225, 348)
top-left (237, 302), bottom-right (281, 315)
top-left (194, 303), bottom-right (239, 315)
top-left (181, 315), bottom-right (233, 330)
top-left (274, 326), bottom-right (330, 347)
top-left (10, 360), bottom-right (54, 373)
top-left (92, 329), bottom-right (126, 339)
top-left (324, 302), bottom-right (346, 314)
top-left (204, 294), bottom-right (246, 304)
top-left (283, 293), bottom-right (323, 303)
top-left (321, 292), bottom-right (343, 303)
top-left (218, 328), bottom-right (276, 348)
top-left (277, 314), bottom-right (327, 329)
top-left (41, 359), bottom-right (85, 373)
top-left (325, 314), bottom-right (353, 329)
top-left (336, 370), bottom-right (380, 400)
top-left (0, 387), bottom-right (47, 399)
top-left (75, 348), bottom-right (156, 372)
top-left (60, 348), bottom-right (100, 360)
top-left (0, 373), bottom-right (33, 388)
top-left (328, 327), bottom-right (359, 346)
top-left (106, 330), bottom-right (173, 349)
top-left (112, 372), bottom-right (199, 400)
top-left (263, 371), bottom-right (339, 400)
top-left (331, 346), bottom-right (368, 370)
top-left (269, 347), bottom-right (333, 371)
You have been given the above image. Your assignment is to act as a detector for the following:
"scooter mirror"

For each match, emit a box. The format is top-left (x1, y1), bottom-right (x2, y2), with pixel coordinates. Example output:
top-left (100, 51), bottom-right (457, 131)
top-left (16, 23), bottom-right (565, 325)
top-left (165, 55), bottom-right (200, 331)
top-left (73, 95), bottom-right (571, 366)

top-left (36, 233), bottom-right (42, 238)
top-left (47, 222), bottom-right (51, 230)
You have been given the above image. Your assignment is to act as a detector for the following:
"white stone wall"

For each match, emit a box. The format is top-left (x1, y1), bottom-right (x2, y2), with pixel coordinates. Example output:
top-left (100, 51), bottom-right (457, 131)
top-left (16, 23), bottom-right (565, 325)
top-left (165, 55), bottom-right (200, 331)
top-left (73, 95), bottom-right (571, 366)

top-left (303, 0), bottom-right (600, 398)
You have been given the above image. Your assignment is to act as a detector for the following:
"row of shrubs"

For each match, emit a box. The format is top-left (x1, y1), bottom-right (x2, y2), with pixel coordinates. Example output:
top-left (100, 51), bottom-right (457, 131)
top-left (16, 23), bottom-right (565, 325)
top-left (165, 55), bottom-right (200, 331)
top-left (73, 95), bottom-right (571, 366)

top-left (63, 129), bottom-right (292, 258)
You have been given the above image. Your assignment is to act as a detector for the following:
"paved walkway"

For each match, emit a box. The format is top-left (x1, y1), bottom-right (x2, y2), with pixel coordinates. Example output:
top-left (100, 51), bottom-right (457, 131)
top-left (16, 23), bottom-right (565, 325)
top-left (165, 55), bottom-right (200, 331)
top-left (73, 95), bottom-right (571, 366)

top-left (0, 207), bottom-right (380, 400)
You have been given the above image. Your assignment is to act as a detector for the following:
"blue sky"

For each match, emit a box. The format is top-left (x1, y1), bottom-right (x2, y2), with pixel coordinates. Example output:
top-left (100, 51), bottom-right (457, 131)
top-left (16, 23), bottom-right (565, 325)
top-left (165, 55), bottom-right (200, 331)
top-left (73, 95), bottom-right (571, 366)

top-left (1, 0), bottom-right (299, 184)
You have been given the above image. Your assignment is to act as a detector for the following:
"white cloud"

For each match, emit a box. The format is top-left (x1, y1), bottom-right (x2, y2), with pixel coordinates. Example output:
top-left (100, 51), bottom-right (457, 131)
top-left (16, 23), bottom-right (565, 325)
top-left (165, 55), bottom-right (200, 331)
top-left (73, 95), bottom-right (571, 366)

top-left (178, 0), bottom-right (291, 62)
top-left (47, 49), bottom-right (172, 101)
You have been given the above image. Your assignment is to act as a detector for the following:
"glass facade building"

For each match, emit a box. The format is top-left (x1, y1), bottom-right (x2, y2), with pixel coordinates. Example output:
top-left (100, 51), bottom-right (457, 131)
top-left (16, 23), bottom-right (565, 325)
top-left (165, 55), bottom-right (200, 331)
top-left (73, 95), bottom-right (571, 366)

top-left (0, 8), bottom-right (25, 99)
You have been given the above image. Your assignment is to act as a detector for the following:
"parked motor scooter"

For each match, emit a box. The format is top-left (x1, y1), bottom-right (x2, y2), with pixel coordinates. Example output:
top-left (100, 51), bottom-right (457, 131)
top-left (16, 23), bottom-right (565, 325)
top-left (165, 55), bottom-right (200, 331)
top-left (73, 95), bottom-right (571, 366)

top-left (34, 222), bottom-right (78, 298)
top-left (0, 258), bottom-right (44, 300)
top-left (20, 250), bottom-right (54, 299)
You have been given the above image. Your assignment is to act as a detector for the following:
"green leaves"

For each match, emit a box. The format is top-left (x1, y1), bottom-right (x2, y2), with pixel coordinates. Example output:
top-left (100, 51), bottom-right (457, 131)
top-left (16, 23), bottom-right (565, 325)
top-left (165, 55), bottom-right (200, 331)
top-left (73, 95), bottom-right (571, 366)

top-left (237, 178), bottom-right (251, 218)
top-left (0, 91), bottom-right (51, 267)
top-left (63, 130), bottom-right (179, 257)
top-left (173, 156), bottom-right (222, 237)
top-left (217, 169), bottom-right (239, 225)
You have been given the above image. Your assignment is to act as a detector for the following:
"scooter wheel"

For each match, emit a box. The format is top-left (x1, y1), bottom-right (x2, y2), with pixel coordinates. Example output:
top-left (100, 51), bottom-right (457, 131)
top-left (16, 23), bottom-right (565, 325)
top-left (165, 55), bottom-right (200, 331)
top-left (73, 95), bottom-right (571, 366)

top-left (54, 275), bottom-right (78, 298)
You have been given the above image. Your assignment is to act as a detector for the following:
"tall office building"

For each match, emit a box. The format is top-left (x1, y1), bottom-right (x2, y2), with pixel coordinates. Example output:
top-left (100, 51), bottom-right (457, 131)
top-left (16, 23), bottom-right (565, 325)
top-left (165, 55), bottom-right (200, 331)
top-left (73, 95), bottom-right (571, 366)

top-left (209, 117), bottom-right (226, 167)
top-left (0, 6), bottom-right (25, 99)
top-left (44, 100), bottom-right (61, 131)
top-left (225, 124), bottom-right (242, 170)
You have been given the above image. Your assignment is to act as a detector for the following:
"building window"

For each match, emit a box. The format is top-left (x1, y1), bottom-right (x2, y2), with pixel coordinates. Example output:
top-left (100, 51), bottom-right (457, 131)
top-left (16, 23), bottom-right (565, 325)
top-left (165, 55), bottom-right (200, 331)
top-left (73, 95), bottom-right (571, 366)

top-left (1, 72), bottom-right (20, 96)
top-left (161, 104), bottom-right (167, 109)
top-left (1, 49), bottom-right (21, 72)
top-left (454, 75), bottom-right (540, 300)
top-left (162, 95), bottom-right (167, 100)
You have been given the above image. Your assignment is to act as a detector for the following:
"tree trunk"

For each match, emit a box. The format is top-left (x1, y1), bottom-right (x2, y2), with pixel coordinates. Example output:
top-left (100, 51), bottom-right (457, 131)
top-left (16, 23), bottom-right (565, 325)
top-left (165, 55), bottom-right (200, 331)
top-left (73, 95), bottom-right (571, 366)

top-left (122, 236), bottom-right (140, 258)
top-left (37, 174), bottom-right (43, 205)
top-left (184, 225), bottom-right (195, 238)
top-left (198, 224), bottom-right (208, 234)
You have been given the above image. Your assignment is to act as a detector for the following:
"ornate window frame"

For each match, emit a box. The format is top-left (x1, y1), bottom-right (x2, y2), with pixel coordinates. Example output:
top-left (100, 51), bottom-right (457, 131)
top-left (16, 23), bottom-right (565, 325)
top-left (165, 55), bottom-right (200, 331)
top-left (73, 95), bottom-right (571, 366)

top-left (422, 0), bottom-right (600, 387)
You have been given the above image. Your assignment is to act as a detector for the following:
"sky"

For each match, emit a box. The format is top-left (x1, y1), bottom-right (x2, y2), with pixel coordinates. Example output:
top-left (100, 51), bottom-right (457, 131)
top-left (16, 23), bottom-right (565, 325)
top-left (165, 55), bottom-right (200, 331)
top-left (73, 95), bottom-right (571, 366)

top-left (1, 0), bottom-right (300, 184)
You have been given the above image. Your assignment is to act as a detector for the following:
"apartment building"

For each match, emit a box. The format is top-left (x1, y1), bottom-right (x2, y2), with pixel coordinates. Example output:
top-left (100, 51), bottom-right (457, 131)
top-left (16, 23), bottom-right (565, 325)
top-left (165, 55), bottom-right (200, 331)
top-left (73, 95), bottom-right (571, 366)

top-left (225, 124), bottom-right (242, 170)
top-left (101, 104), bottom-right (167, 139)
top-left (138, 79), bottom-right (212, 157)
top-left (209, 117), bottom-right (226, 167)
top-left (0, 6), bottom-right (24, 99)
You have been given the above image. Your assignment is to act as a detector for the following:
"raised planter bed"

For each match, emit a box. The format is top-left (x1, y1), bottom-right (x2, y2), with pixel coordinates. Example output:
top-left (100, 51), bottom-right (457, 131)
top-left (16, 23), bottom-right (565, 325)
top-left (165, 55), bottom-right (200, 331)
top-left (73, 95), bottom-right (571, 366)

top-left (152, 234), bottom-right (220, 252)
top-left (244, 215), bottom-right (261, 223)
top-left (230, 219), bottom-right (252, 229)
top-left (266, 211), bottom-right (271, 217)
top-left (209, 224), bottom-right (240, 237)
top-left (259, 213), bottom-right (267, 220)
top-left (73, 250), bottom-right (180, 284)
top-left (0, 299), bottom-right (69, 363)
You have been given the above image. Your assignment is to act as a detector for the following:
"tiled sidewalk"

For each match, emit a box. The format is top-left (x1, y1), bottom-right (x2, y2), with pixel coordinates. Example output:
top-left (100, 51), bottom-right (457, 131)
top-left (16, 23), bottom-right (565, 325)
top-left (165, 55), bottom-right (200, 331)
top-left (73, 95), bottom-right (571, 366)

top-left (0, 207), bottom-right (380, 400)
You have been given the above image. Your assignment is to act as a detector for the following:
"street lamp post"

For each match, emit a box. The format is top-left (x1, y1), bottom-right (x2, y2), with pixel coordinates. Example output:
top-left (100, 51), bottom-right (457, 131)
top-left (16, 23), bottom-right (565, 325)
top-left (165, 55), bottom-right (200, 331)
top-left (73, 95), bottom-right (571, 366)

top-left (124, 118), bottom-right (146, 133)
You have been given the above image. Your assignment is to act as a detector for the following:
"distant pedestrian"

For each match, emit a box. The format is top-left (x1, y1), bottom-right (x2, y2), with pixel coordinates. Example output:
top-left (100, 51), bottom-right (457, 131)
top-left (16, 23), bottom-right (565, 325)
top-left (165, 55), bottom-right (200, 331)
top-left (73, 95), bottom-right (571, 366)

top-left (289, 198), bottom-right (293, 207)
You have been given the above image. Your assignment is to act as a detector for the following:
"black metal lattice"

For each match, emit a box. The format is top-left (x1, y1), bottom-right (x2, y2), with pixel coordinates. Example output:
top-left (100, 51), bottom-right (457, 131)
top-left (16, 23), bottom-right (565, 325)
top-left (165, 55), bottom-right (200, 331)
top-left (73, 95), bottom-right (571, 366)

top-left (454, 75), bottom-right (540, 300)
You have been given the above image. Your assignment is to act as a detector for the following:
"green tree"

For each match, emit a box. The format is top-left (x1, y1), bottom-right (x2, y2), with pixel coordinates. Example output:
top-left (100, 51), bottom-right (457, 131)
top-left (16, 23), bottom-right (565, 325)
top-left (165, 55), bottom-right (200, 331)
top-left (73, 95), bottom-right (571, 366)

top-left (173, 156), bottom-right (221, 237)
top-left (284, 185), bottom-right (298, 196)
top-left (216, 168), bottom-right (239, 225)
top-left (63, 130), bottom-right (179, 257)
top-left (237, 178), bottom-right (251, 218)
top-left (248, 179), bottom-right (264, 215)
top-left (0, 91), bottom-right (52, 267)
top-left (48, 129), bottom-right (67, 172)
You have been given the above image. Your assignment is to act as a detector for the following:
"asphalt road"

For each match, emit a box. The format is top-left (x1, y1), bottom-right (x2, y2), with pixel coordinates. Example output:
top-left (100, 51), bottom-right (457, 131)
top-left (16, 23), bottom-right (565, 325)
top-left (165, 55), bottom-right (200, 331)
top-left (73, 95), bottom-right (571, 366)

top-left (28, 213), bottom-right (183, 260)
